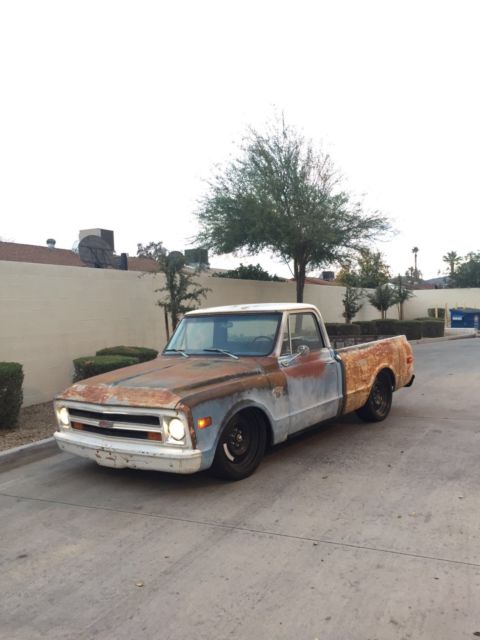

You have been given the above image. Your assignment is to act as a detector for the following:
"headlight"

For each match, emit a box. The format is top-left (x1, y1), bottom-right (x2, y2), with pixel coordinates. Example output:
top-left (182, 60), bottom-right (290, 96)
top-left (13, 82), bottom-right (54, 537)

top-left (56, 406), bottom-right (70, 427)
top-left (168, 418), bottom-right (186, 442)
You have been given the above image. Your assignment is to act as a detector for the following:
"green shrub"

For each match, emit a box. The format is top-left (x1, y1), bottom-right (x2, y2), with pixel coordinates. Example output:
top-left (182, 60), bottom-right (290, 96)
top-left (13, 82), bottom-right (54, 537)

top-left (427, 308), bottom-right (446, 319)
top-left (374, 319), bottom-right (400, 335)
top-left (95, 346), bottom-right (158, 363)
top-left (73, 355), bottom-right (139, 382)
top-left (417, 319), bottom-right (445, 338)
top-left (353, 320), bottom-right (378, 335)
top-left (0, 362), bottom-right (24, 428)
top-left (376, 319), bottom-right (422, 340)
top-left (325, 323), bottom-right (361, 337)
top-left (399, 321), bottom-right (423, 340)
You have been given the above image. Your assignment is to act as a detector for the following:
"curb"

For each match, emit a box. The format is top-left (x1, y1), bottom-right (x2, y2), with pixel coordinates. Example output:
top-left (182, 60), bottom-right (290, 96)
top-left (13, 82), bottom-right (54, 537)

top-left (412, 333), bottom-right (477, 345)
top-left (0, 437), bottom-right (58, 472)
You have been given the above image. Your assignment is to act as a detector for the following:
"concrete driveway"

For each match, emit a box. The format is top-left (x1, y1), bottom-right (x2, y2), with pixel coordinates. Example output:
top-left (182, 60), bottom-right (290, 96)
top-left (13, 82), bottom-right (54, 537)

top-left (1, 339), bottom-right (480, 640)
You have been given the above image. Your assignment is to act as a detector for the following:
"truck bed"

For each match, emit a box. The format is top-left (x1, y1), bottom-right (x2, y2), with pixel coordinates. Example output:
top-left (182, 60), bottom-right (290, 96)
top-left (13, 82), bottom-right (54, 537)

top-left (336, 335), bottom-right (413, 415)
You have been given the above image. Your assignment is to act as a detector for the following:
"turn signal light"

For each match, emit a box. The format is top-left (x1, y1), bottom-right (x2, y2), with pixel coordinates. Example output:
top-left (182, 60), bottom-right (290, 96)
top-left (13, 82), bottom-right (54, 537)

top-left (147, 432), bottom-right (163, 441)
top-left (197, 416), bottom-right (212, 429)
top-left (71, 422), bottom-right (84, 430)
top-left (407, 355), bottom-right (414, 364)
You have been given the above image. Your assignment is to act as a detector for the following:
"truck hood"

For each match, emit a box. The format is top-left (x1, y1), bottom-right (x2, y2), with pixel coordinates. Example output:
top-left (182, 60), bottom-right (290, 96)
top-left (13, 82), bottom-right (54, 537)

top-left (59, 355), bottom-right (266, 409)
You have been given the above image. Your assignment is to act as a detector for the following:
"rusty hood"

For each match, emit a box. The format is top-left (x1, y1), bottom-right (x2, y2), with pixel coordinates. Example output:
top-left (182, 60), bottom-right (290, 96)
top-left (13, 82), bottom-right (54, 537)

top-left (58, 355), bottom-right (266, 409)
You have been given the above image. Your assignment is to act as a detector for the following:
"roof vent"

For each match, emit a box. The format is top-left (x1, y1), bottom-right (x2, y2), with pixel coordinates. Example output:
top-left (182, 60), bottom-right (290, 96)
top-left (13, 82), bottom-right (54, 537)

top-left (46, 238), bottom-right (56, 249)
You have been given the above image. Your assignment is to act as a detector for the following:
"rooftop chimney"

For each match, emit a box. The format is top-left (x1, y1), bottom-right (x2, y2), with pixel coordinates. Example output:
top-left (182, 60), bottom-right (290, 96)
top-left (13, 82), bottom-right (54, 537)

top-left (46, 238), bottom-right (56, 249)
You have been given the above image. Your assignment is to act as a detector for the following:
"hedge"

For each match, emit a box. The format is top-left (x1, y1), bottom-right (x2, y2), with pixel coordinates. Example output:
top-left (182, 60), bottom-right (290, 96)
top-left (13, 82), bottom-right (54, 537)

top-left (0, 362), bottom-right (24, 428)
top-left (96, 346), bottom-right (158, 363)
top-left (375, 319), bottom-right (423, 340)
top-left (73, 355), bottom-right (140, 382)
top-left (325, 323), bottom-right (361, 336)
top-left (415, 319), bottom-right (445, 338)
top-left (352, 320), bottom-right (378, 335)
top-left (350, 318), bottom-right (444, 340)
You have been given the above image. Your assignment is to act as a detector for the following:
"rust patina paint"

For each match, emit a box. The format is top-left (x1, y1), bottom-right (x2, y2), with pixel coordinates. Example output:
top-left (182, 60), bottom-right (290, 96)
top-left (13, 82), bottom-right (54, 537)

top-left (338, 336), bottom-right (414, 415)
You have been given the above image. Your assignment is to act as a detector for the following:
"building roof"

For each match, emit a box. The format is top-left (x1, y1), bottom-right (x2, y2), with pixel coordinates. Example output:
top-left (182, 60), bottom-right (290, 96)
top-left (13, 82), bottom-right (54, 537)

top-left (0, 241), bottom-right (158, 272)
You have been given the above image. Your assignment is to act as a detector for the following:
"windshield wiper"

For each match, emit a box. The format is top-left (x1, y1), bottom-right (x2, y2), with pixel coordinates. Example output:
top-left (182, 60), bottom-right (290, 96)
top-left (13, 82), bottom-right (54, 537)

top-left (164, 348), bottom-right (189, 358)
top-left (203, 348), bottom-right (239, 360)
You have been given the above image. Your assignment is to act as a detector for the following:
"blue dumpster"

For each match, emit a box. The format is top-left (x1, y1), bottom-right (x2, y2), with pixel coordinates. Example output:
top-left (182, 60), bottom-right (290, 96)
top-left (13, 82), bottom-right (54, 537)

top-left (450, 308), bottom-right (480, 329)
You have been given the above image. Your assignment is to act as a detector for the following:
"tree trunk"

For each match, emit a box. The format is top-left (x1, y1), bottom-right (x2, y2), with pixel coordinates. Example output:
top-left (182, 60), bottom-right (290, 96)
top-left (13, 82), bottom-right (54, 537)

top-left (164, 307), bottom-right (170, 340)
top-left (294, 258), bottom-right (306, 303)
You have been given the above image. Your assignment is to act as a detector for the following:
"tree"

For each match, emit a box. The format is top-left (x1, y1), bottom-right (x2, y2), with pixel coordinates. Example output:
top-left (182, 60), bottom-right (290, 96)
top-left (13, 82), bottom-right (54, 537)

top-left (342, 286), bottom-right (363, 323)
top-left (367, 284), bottom-right (396, 319)
top-left (404, 266), bottom-right (423, 285)
top-left (412, 247), bottom-right (420, 280)
top-left (450, 252), bottom-right (480, 287)
top-left (337, 249), bottom-right (391, 289)
top-left (137, 242), bottom-right (209, 337)
top-left (212, 263), bottom-right (285, 281)
top-left (196, 118), bottom-right (391, 303)
top-left (442, 251), bottom-right (462, 278)
top-left (392, 275), bottom-right (414, 320)
top-left (412, 246), bottom-right (419, 280)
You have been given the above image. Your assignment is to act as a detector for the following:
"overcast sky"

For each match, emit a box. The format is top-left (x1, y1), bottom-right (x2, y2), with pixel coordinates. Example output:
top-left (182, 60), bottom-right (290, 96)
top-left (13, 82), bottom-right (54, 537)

top-left (1, 0), bottom-right (478, 279)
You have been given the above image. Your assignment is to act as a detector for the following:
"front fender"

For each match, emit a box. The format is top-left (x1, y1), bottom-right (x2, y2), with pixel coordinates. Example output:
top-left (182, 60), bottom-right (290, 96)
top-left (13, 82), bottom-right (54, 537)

top-left (189, 390), bottom-right (286, 469)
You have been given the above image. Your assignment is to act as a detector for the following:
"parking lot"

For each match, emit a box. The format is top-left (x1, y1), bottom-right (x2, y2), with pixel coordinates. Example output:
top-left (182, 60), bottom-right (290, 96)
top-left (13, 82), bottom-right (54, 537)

top-left (1, 338), bottom-right (480, 640)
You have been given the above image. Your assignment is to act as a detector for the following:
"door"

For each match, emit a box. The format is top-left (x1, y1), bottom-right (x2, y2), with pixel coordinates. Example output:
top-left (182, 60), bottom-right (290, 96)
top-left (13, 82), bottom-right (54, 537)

top-left (279, 312), bottom-right (342, 434)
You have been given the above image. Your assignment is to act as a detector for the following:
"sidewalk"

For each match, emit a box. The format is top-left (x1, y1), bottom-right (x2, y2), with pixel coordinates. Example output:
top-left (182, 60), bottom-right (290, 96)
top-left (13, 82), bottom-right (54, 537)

top-left (412, 327), bottom-right (477, 344)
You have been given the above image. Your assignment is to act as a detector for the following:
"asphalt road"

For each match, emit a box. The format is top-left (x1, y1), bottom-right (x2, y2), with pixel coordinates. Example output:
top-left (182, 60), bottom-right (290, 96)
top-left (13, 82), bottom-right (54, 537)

top-left (1, 339), bottom-right (480, 640)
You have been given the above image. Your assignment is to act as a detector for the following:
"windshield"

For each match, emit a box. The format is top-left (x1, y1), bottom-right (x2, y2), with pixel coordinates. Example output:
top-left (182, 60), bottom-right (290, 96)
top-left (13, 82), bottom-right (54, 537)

top-left (164, 313), bottom-right (281, 357)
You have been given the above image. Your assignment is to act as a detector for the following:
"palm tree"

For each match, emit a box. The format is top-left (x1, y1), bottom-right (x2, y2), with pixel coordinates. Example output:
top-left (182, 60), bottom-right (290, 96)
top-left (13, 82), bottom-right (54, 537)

top-left (412, 247), bottom-right (419, 281)
top-left (442, 251), bottom-right (462, 278)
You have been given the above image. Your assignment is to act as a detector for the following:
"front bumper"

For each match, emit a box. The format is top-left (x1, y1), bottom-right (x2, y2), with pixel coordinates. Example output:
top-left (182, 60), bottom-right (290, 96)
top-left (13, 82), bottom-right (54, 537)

top-left (54, 430), bottom-right (204, 474)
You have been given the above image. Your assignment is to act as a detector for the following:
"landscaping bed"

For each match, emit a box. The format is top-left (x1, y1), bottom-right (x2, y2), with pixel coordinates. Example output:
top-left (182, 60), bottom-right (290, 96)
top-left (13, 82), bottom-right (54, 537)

top-left (0, 401), bottom-right (55, 452)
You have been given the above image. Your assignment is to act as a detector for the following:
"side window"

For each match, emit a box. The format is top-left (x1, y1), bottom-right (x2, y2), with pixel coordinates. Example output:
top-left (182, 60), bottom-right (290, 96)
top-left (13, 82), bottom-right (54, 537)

top-left (281, 313), bottom-right (324, 355)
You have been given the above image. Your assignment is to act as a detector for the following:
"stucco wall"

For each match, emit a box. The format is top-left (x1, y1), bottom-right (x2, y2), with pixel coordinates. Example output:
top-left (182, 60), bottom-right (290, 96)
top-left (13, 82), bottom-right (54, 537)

top-left (403, 288), bottom-right (480, 319)
top-left (1, 259), bottom-right (476, 406)
top-left (0, 261), bottom-right (165, 406)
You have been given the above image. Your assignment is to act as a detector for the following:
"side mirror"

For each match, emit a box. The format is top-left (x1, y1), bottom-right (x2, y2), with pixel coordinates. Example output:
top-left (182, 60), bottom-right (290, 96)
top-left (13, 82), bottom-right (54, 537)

top-left (280, 344), bottom-right (310, 367)
top-left (296, 344), bottom-right (310, 357)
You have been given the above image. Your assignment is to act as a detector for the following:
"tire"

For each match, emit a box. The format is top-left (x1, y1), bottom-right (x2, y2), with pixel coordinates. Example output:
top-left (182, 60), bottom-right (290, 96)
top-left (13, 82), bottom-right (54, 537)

top-left (210, 412), bottom-right (267, 481)
top-left (356, 371), bottom-right (393, 423)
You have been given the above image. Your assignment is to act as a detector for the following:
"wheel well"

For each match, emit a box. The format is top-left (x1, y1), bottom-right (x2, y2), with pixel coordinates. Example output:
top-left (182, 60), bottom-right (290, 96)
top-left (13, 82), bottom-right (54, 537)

top-left (378, 367), bottom-right (395, 390)
top-left (235, 407), bottom-right (274, 448)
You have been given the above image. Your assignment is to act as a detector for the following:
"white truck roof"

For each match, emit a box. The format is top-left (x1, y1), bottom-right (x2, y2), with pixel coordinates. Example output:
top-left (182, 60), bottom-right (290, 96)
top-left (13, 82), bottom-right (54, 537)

top-left (186, 303), bottom-right (317, 315)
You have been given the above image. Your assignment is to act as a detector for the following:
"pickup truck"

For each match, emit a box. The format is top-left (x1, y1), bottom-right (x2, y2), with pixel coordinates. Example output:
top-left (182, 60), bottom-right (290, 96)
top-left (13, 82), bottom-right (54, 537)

top-left (54, 303), bottom-right (414, 480)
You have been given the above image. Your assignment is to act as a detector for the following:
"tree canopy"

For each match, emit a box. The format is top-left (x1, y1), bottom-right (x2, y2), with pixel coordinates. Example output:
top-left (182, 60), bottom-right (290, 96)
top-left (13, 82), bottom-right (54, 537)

top-left (367, 284), bottom-right (396, 319)
top-left (196, 119), bottom-right (391, 302)
top-left (442, 251), bottom-right (462, 278)
top-left (212, 263), bottom-right (284, 281)
top-left (450, 252), bottom-right (480, 288)
top-left (337, 249), bottom-right (391, 289)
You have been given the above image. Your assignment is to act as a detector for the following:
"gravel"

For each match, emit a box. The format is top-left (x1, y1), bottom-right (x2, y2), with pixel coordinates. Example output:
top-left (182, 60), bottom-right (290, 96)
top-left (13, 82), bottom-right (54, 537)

top-left (0, 402), bottom-right (56, 451)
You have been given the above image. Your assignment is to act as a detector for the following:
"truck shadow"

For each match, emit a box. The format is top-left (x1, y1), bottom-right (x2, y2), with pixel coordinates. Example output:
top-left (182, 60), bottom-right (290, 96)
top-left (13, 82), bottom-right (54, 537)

top-left (67, 413), bottom-right (366, 492)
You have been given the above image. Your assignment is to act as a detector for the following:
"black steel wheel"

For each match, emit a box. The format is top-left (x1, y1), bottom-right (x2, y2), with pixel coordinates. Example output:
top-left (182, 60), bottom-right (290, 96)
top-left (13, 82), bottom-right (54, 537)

top-left (356, 371), bottom-right (393, 422)
top-left (210, 413), bottom-right (266, 481)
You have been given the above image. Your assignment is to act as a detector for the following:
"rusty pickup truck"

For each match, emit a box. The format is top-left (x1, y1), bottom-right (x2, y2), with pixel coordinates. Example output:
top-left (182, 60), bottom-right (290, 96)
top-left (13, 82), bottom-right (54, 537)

top-left (54, 303), bottom-right (414, 480)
